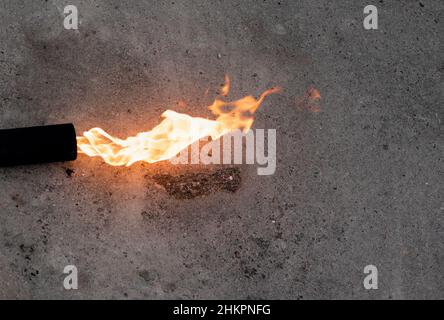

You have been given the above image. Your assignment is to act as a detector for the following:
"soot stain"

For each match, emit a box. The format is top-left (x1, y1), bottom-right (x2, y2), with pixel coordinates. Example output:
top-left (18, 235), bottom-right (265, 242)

top-left (152, 167), bottom-right (241, 199)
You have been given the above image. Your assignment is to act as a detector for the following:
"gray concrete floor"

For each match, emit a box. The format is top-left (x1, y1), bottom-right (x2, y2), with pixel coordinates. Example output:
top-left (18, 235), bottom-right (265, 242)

top-left (0, 0), bottom-right (442, 299)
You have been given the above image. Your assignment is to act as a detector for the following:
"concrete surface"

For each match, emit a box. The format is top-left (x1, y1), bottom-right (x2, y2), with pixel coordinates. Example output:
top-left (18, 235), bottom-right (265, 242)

top-left (0, 0), bottom-right (442, 299)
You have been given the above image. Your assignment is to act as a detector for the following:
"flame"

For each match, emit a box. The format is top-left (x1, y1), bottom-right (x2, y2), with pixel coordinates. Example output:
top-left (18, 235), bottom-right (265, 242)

top-left (77, 77), bottom-right (280, 166)
top-left (307, 87), bottom-right (320, 101)
top-left (296, 86), bottom-right (321, 113)
top-left (220, 75), bottom-right (230, 96)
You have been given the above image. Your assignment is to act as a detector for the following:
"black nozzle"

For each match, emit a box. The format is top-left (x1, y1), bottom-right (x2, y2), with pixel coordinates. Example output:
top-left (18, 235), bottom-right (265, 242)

top-left (0, 123), bottom-right (77, 167)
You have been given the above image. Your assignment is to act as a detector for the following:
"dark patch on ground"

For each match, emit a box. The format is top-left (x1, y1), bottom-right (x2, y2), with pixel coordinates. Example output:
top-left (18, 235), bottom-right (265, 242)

top-left (141, 211), bottom-right (156, 221)
top-left (152, 167), bottom-right (241, 199)
top-left (11, 193), bottom-right (25, 207)
top-left (139, 270), bottom-right (158, 284)
top-left (65, 168), bottom-right (74, 177)
top-left (19, 243), bottom-right (39, 281)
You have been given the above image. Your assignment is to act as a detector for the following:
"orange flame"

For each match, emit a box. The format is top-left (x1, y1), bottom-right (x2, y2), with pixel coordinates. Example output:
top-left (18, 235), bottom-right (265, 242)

top-left (308, 87), bottom-right (320, 101)
top-left (296, 86), bottom-right (321, 113)
top-left (77, 77), bottom-right (280, 166)
top-left (220, 75), bottom-right (230, 96)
